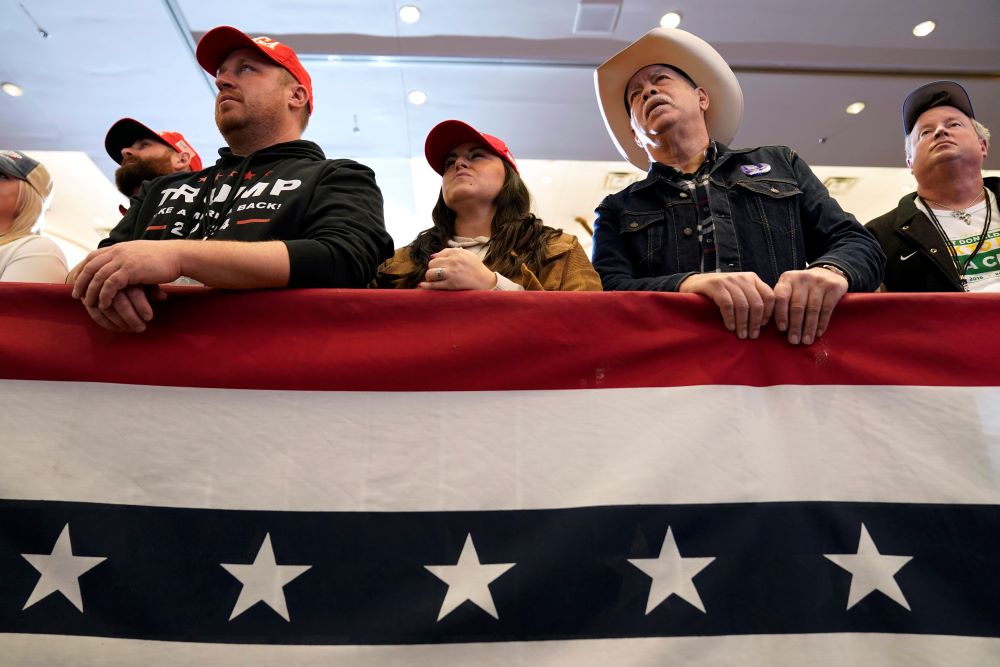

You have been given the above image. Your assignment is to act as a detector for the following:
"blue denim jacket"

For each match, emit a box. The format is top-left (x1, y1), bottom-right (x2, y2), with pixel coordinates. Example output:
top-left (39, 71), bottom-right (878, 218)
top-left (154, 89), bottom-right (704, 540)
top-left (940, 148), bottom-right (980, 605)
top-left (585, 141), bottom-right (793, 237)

top-left (592, 144), bottom-right (886, 292)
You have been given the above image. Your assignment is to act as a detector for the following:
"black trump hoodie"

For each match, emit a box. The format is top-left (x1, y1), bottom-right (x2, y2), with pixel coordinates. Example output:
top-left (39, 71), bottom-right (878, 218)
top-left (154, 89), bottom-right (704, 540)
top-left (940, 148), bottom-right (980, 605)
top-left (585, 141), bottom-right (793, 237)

top-left (102, 140), bottom-right (393, 288)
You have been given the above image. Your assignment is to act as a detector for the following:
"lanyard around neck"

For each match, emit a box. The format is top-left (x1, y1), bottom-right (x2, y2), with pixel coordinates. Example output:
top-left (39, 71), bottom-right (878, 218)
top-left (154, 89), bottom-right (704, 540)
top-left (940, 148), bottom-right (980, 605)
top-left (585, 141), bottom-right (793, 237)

top-left (919, 187), bottom-right (992, 290)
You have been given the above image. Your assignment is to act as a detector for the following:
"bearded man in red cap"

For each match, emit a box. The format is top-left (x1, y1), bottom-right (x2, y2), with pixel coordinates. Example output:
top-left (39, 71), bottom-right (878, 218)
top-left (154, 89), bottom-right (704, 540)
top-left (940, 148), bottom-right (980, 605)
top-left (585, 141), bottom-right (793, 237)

top-left (72, 26), bottom-right (393, 333)
top-left (104, 118), bottom-right (203, 198)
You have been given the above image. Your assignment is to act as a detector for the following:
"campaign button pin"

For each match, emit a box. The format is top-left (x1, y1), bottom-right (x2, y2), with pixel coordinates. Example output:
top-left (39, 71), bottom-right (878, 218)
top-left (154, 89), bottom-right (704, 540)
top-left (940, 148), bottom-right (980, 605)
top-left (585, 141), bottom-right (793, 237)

top-left (740, 163), bottom-right (771, 176)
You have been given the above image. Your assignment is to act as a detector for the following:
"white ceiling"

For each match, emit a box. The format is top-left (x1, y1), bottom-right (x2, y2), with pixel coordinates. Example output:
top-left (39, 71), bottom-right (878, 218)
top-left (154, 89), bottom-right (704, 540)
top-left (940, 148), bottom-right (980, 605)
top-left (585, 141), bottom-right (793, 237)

top-left (1, 0), bottom-right (998, 258)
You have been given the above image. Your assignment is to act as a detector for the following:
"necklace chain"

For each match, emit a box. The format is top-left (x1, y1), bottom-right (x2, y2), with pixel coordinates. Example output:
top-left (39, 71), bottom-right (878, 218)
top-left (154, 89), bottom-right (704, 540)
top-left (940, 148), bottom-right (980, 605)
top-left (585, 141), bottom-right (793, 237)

top-left (922, 188), bottom-right (986, 225)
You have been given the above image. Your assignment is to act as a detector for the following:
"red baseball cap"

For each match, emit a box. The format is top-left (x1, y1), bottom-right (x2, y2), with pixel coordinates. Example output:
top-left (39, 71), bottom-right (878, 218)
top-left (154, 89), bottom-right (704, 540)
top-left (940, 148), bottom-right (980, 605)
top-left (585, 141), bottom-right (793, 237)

top-left (424, 120), bottom-right (519, 175)
top-left (104, 118), bottom-right (203, 171)
top-left (196, 26), bottom-right (313, 113)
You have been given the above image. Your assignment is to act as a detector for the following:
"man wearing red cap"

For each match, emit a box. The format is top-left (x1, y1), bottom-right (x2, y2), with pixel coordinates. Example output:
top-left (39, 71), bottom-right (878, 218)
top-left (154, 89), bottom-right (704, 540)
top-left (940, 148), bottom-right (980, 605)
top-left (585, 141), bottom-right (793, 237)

top-left (72, 26), bottom-right (392, 333)
top-left (105, 118), bottom-right (203, 197)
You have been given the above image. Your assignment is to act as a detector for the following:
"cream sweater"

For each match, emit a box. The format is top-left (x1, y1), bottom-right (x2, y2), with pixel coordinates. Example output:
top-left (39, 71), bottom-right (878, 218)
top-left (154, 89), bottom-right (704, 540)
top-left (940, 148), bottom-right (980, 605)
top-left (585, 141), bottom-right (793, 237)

top-left (0, 235), bottom-right (68, 283)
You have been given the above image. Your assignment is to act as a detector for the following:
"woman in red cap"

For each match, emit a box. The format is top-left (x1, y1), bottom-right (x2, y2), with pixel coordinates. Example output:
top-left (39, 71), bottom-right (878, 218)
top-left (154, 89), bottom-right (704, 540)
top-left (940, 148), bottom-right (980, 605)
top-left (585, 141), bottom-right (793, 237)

top-left (377, 120), bottom-right (600, 291)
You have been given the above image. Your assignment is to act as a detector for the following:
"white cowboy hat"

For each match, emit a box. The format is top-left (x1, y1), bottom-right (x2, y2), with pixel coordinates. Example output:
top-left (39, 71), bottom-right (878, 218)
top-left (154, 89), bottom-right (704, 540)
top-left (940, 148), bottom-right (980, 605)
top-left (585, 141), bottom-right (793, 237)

top-left (595, 28), bottom-right (744, 171)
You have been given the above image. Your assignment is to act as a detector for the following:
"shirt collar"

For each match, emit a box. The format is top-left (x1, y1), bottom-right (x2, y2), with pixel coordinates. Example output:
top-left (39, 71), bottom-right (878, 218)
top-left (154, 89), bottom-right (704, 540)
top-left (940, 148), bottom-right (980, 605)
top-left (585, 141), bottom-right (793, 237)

top-left (647, 141), bottom-right (718, 182)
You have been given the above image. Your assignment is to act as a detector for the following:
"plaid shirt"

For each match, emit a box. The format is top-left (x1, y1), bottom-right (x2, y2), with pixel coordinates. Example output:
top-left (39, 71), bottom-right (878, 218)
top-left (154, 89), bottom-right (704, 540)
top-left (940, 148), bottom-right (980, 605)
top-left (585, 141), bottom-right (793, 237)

top-left (649, 142), bottom-right (720, 273)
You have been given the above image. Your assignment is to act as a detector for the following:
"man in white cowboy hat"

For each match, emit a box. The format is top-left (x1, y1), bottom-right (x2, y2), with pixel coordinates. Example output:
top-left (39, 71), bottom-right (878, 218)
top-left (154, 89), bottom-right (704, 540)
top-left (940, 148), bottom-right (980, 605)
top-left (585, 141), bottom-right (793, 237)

top-left (592, 28), bottom-right (884, 345)
top-left (867, 81), bottom-right (996, 292)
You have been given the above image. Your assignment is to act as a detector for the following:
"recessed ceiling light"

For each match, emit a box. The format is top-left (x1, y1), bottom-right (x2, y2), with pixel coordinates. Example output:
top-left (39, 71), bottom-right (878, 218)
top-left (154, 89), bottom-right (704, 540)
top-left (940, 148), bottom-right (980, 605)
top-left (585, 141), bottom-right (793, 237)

top-left (659, 12), bottom-right (682, 29)
top-left (1, 82), bottom-right (24, 97)
top-left (399, 5), bottom-right (421, 24)
top-left (912, 20), bottom-right (936, 37)
top-left (845, 101), bottom-right (866, 115)
top-left (407, 90), bottom-right (427, 105)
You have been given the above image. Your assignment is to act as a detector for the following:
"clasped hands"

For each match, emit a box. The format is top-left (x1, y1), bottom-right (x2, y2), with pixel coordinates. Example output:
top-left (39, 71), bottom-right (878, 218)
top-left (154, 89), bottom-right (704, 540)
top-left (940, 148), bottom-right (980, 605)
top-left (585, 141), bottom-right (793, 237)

top-left (68, 241), bottom-right (182, 333)
top-left (419, 247), bottom-right (498, 290)
top-left (679, 267), bottom-right (849, 345)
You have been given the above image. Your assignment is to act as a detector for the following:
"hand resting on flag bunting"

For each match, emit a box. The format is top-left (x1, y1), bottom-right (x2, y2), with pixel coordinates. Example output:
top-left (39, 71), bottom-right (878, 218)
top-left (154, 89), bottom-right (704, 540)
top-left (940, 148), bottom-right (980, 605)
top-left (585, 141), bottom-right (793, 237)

top-left (69, 239), bottom-right (290, 333)
top-left (677, 266), bottom-right (849, 344)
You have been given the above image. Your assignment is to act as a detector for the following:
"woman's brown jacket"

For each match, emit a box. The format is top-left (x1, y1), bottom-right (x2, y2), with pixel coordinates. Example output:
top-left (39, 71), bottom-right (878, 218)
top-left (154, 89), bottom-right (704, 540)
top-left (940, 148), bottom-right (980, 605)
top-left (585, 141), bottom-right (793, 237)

top-left (377, 232), bottom-right (602, 291)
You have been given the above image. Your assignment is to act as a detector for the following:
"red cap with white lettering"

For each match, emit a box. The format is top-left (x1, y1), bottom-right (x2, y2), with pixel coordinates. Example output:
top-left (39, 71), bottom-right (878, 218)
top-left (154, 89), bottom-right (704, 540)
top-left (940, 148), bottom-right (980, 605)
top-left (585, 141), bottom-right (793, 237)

top-left (196, 26), bottom-right (313, 113)
top-left (424, 120), bottom-right (519, 175)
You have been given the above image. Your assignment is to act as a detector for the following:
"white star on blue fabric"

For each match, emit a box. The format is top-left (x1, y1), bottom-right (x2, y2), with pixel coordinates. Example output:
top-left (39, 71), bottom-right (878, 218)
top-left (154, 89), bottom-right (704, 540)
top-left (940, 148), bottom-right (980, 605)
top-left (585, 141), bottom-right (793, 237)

top-left (425, 533), bottom-right (516, 621)
top-left (21, 523), bottom-right (107, 612)
top-left (628, 526), bottom-right (716, 614)
top-left (824, 523), bottom-right (913, 610)
top-left (221, 533), bottom-right (311, 622)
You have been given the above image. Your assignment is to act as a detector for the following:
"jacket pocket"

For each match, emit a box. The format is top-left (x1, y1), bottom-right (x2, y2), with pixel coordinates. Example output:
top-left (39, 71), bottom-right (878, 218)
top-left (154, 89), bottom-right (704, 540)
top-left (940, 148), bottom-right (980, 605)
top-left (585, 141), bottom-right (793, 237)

top-left (735, 179), bottom-right (802, 202)
top-left (734, 180), bottom-right (801, 227)
top-left (620, 209), bottom-right (666, 258)
top-left (733, 180), bottom-right (804, 279)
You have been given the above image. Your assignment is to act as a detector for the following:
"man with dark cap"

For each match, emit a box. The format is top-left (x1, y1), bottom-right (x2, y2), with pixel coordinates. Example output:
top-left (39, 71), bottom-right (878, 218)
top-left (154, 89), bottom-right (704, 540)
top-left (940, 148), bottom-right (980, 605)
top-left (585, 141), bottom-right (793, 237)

top-left (71, 26), bottom-right (393, 333)
top-left (592, 28), bottom-right (884, 345)
top-left (867, 81), bottom-right (996, 292)
top-left (104, 118), bottom-right (203, 197)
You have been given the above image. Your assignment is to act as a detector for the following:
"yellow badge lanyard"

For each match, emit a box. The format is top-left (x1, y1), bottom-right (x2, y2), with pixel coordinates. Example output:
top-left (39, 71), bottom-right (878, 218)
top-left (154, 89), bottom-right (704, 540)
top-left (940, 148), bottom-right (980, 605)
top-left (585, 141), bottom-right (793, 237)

top-left (919, 189), bottom-right (992, 291)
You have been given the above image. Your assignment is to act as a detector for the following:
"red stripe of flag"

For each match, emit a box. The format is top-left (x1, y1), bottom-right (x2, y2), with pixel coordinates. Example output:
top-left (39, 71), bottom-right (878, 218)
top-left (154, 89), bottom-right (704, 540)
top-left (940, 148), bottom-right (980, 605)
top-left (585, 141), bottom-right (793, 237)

top-left (0, 285), bottom-right (997, 391)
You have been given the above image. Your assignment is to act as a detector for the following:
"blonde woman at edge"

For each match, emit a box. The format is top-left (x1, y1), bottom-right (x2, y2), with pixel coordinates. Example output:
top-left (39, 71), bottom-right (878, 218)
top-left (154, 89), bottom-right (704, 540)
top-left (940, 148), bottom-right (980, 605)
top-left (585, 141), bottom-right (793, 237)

top-left (0, 151), bottom-right (67, 283)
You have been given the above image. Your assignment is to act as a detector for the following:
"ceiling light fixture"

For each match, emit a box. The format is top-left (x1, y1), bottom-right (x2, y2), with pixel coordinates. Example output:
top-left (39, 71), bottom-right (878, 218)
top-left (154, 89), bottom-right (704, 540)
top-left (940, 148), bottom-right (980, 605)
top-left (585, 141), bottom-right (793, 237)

top-left (912, 20), bottom-right (936, 37)
top-left (659, 12), bottom-right (682, 29)
top-left (845, 102), bottom-right (866, 115)
top-left (1, 82), bottom-right (24, 97)
top-left (407, 90), bottom-right (427, 105)
top-left (399, 5), bottom-right (421, 24)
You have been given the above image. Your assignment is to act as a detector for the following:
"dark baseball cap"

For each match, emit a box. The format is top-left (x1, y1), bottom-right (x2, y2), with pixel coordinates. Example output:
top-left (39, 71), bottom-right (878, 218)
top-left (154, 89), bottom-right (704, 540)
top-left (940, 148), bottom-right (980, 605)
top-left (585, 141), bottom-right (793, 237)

top-left (104, 118), bottom-right (203, 171)
top-left (0, 150), bottom-right (52, 200)
top-left (902, 81), bottom-right (975, 135)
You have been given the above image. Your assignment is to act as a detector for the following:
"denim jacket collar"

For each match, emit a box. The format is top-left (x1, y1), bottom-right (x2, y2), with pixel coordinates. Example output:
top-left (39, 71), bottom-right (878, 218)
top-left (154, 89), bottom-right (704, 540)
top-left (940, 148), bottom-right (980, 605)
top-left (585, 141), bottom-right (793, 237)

top-left (635, 142), bottom-right (760, 192)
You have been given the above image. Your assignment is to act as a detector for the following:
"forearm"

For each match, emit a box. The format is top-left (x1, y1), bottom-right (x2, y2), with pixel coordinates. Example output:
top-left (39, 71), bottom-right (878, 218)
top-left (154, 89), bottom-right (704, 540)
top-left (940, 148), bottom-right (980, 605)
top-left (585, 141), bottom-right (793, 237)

top-left (808, 238), bottom-right (885, 293)
top-left (592, 223), bottom-right (690, 291)
top-left (792, 154), bottom-right (885, 292)
top-left (599, 270), bottom-right (694, 292)
top-left (175, 240), bottom-right (290, 289)
top-left (592, 206), bottom-right (691, 292)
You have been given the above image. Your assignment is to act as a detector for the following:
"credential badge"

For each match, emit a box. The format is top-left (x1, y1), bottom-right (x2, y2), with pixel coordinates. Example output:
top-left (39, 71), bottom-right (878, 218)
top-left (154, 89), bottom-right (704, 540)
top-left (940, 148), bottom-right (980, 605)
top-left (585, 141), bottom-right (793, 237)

top-left (740, 163), bottom-right (771, 176)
